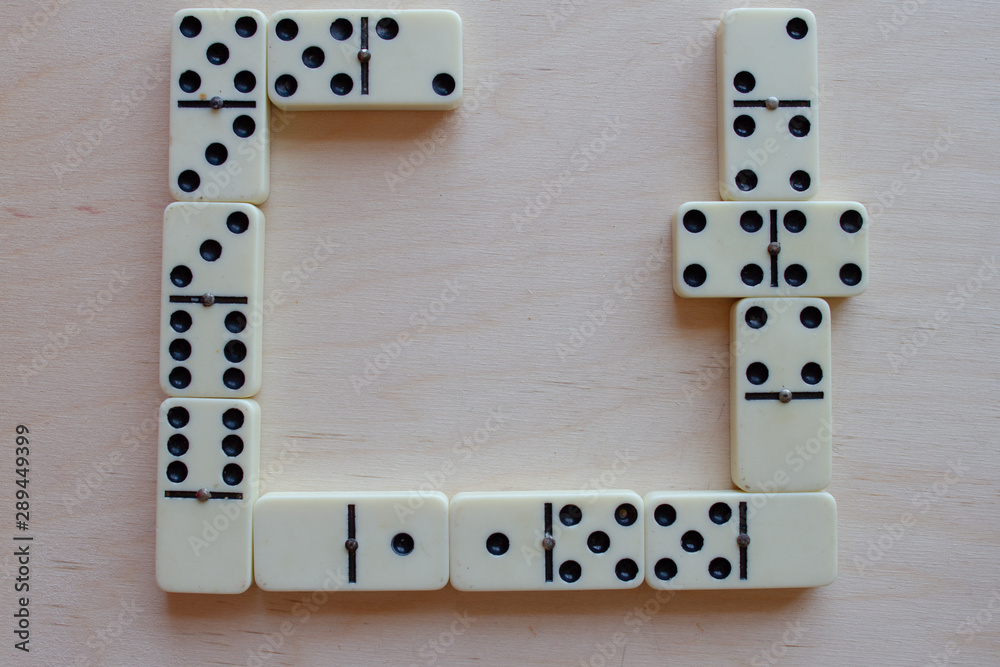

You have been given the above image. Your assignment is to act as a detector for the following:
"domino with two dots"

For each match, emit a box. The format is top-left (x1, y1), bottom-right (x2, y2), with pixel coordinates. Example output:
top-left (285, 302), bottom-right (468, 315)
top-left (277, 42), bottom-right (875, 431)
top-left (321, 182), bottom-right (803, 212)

top-left (267, 9), bottom-right (463, 110)
top-left (253, 492), bottom-right (450, 591)
top-left (160, 202), bottom-right (264, 399)
top-left (644, 490), bottom-right (837, 589)
top-left (156, 397), bottom-right (260, 594)
top-left (169, 8), bottom-right (270, 204)
top-left (718, 8), bottom-right (818, 201)
top-left (449, 491), bottom-right (644, 591)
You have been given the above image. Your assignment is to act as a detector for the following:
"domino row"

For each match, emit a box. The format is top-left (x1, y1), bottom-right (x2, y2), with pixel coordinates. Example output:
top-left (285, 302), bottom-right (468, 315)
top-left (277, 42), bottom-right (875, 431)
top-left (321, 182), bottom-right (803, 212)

top-left (169, 8), bottom-right (463, 205)
top-left (156, 397), bottom-right (837, 594)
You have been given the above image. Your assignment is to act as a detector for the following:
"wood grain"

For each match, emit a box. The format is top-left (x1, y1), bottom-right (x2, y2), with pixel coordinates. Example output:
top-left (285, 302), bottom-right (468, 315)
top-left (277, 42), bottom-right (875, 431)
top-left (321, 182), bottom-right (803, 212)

top-left (0, 0), bottom-right (998, 664)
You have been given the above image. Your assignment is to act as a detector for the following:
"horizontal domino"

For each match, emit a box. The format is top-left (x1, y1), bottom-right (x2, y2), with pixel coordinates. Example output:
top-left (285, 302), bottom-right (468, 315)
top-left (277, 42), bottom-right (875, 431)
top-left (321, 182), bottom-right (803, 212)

top-left (253, 492), bottom-right (450, 591)
top-left (169, 8), bottom-right (270, 203)
top-left (644, 491), bottom-right (837, 589)
top-left (160, 202), bottom-right (264, 399)
top-left (156, 397), bottom-right (260, 594)
top-left (718, 8), bottom-right (818, 201)
top-left (267, 10), bottom-right (463, 110)
top-left (450, 491), bottom-right (644, 591)
top-left (673, 201), bottom-right (868, 298)
top-left (732, 298), bottom-right (832, 492)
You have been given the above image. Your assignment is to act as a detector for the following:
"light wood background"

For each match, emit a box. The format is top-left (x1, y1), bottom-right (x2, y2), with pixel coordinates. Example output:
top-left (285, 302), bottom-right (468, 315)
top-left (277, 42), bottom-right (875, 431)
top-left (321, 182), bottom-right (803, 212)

top-left (1, 0), bottom-right (998, 664)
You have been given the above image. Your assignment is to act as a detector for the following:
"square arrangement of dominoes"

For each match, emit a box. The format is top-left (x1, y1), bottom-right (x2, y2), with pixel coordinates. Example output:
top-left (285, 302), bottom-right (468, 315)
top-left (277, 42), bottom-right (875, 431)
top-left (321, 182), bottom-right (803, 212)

top-left (156, 7), bottom-right (863, 594)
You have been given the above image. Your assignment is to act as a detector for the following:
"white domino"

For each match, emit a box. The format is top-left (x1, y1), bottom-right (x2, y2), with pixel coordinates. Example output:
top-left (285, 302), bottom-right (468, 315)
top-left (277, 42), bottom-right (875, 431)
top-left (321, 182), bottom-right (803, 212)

top-left (449, 491), bottom-right (644, 591)
top-left (644, 491), bottom-right (836, 589)
top-left (169, 8), bottom-right (269, 204)
top-left (160, 202), bottom-right (264, 399)
top-left (156, 398), bottom-right (260, 594)
top-left (673, 201), bottom-right (868, 298)
top-left (718, 8), bottom-right (818, 201)
top-left (253, 492), bottom-right (450, 591)
top-left (731, 298), bottom-right (832, 492)
top-left (267, 10), bottom-right (462, 110)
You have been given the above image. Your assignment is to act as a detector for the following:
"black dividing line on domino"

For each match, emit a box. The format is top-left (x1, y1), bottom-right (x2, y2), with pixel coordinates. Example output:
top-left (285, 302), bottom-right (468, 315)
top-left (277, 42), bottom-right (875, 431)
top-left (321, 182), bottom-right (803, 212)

top-left (738, 502), bottom-right (749, 580)
top-left (177, 100), bottom-right (257, 109)
top-left (164, 490), bottom-right (243, 500)
top-left (360, 17), bottom-right (369, 95)
top-left (732, 100), bottom-right (811, 108)
top-left (347, 504), bottom-right (357, 584)
top-left (169, 296), bottom-right (249, 304)
top-left (543, 503), bottom-right (553, 583)
top-left (744, 391), bottom-right (824, 401)
top-left (769, 209), bottom-right (779, 287)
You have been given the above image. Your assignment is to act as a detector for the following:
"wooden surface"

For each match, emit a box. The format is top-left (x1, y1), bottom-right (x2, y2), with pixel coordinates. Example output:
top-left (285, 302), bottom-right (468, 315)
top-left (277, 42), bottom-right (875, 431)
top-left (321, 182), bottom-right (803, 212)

top-left (1, 0), bottom-right (998, 664)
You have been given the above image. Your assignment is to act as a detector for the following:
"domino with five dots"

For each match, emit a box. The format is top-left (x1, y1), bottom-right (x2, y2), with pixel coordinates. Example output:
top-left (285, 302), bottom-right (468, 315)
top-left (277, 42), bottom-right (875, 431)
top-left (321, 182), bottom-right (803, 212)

top-left (731, 297), bottom-right (832, 492)
top-left (644, 490), bottom-right (837, 589)
top-left (253, 492), bottom-right (449, 591)
top-left (449, 491), bottom-right (644, 591)
top-left (673, 201), bottom-right (868, 298)
top-left (160, 202), bottom-right (264, 399)
top-left (267, 10), bottom-right (463, 110)
top-left (169, 8), bottom-right (270, 204)
top-left (718, 8), bottom-right (818, 201)
top-left (156, 397), bottom-right (260, 594)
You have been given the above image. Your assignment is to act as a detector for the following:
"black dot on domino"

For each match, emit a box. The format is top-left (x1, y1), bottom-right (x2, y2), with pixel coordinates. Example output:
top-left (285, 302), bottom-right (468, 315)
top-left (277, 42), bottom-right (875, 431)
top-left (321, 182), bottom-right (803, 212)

top-left (734, 114), bottom-right (755, 137)
top-left (222, 408), bottom-right (245, 430)
top-left (783, 210), bottom-right (806, 233)
top-left (485, 533), bottom-right (509, 556)
top-left (167, 434), bottom-right (189, 457)
top-left (558, 560), bottom-right (581, 583)
top-left (233, 70), bottom-right (256, 93)
top-left (222, 434), bottom-right (243, 457)
top-left (168, 367), bottom-right (191, 389)
top-left (741, 263), bottom-right (763, 286)
top-left (740, 210), bottom-right (763, 233)
top-left (790, 170), bottom-right (811, 192)
top-left (330, 73), bottom-right (353, 96)
top-left (166, 460), bottom-right (188, 483)
top-left (224, 340), bottom-right (247, 363)
top-left (225, 311), bottom-right (247, 333)
top-left (786, 17), bottom-right (809, 40)
top-left (709, 502), bottom-right (732, 525)
top-left (615, 559), bottom-right (639, 582)
top-left (801, 362), bottom-right (823, 385)
top-left (206, 43), bottom-right (229, 66)
top-left (234, 16), bottom-right (258, 38)
top-left (171, 310), bottom-right (192, 333)
top-left (275, 18), bottom-right (298, 41)
top-left (683, 209), bottom-right (706, 233)
top-left (654, 558), bottom-right (677, 581)
top-left (788, 115), bottom-right (810, 137)
top-left (275, 74), bottom-right (298, 98)
top-left (179, 70), bottom-right (201, 93)
top-left (733, 71), bottom-right (755, 93)
top-left (302, 47), bottom-right (325, 69)
top-left (391, 533), bottom-right (415, 556)
top-left (683, 264), bottom-right (706, 288)
top-left (745, 306), bottom-right (767, 329)
top-left (735, 169), bottom-right (758, 192)
top-left (680, 530), bottom-right (704, 553)
top-left (170, 265), bottom-right (192, 287)
top-left (222, 463), bottom-right (243, 486)
top-left (654, 504), bottom-right (676, 527)
top-left (709, 557), bottom-right (732, 580)
top-left (232, 115), bottom-right (256, 138)
top-left (784, 264), bottom-right (807, 287)
top-left (227, 211), bottom-right (250, 234)
top-left (330, 18), bottom-right (353, 40)
top-left (223, 368), bottom-right (245, 390)
top-left (800, 306), bottom-right (823, 329)
top-left (376, 18), bottom-right (399, 40)
top-left (615, 503), bottom-right (638, 526)
top-left (432, 73), bottom-right (456, 97)
top-left (746, 362), bottom-right (768, 385)
top-left (166, 406), bottom-right (190, 429)
top-left (200, 240), bottom-right (222, 262)
top-left (840, 210), bottom-right (864, 233)
top-left (179, 16), bottom-right (201, 38)
top-left (559, 504), bottom-right (582, 526)
top-left (205, 143), bottom-right (228, 166)
top-left (177, 170), bottom-right (200, 193)
top-left (169, 339), bottom-right (191, 361)
top-left (587, 531), bottom-right (610, 554)
top-left (840, 263), bottom-right (863, 286)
